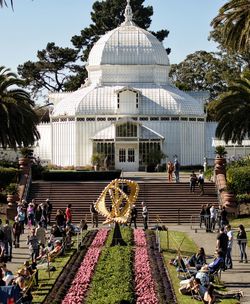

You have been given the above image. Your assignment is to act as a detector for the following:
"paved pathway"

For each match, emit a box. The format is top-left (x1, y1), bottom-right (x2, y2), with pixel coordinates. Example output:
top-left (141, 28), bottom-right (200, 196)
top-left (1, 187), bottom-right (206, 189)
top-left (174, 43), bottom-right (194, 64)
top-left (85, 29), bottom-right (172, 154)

top-left (169, 224), bottom-right (250, 303)
top-left (7, 228), bottom-right (30, 274)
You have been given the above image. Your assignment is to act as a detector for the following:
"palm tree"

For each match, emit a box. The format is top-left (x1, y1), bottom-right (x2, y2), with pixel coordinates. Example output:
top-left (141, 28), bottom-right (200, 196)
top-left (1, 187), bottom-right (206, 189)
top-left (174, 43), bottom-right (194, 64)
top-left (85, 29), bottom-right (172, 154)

top-left (215, 70), bottom-right (250, 143)
top-left (0, 66), bottom-right (40, 149)
top-left (0, 0), bottom-right (13, 8)
top-left (211, 0), bottom-right (250, 54)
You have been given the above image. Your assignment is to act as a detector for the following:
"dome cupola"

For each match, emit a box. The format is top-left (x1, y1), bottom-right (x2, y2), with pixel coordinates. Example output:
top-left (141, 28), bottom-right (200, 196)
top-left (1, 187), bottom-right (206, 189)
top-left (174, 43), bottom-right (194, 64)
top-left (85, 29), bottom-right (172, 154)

top-left (87, 0), bottom-right (170, 85)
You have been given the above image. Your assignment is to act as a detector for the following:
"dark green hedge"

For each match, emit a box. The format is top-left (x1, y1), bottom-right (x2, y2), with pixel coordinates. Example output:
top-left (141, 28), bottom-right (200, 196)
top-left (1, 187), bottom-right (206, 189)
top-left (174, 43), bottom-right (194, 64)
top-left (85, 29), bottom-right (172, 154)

top-left (42, 170), bottom-right (121, 181)
top-left (0, 167), bottom-right (20, 187)
top-left (227, 166), bottom-right (250, 194)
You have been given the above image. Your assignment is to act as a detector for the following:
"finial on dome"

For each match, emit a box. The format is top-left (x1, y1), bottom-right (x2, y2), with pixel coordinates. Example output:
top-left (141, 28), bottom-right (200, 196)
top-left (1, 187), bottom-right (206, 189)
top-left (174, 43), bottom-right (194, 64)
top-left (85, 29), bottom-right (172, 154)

top-left (122, 0), bottom-right (134, 26)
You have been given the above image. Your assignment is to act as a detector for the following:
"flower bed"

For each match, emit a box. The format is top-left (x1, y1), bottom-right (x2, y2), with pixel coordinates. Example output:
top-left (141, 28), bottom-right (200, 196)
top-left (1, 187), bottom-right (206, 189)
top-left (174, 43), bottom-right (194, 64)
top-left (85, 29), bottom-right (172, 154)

top-left (42, 230), bottom-right (97, 304)
top-left (86, 227), bottom-right (134, 304)
top-left (42, 228), bottom-right (177, 304)
top-left (134, 229), bottom-right (159, 304)
top-left (62, 229), bottom-right (109, 304)
top-left (146, 231), bottom-right (177, 303)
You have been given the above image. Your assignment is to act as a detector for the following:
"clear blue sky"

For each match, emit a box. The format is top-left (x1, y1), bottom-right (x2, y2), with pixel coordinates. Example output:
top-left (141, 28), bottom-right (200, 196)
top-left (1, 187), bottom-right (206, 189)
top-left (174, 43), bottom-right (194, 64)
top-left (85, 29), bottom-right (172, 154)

top-left (0, 0), bottom-right (226, 73)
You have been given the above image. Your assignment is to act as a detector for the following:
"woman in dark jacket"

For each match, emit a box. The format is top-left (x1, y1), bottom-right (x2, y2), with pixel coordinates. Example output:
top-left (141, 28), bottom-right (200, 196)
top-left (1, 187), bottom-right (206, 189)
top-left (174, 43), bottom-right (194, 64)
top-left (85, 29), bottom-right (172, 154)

top-left (237, 224), bottom-right (248, 263)
top-left (188, 247), bottom-right (206, 270)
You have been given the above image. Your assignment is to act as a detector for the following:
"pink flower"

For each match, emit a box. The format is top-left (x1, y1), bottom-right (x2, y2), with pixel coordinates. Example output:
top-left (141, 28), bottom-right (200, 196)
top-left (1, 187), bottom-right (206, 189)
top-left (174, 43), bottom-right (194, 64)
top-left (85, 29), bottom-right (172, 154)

top-left (134, 229), bottom-right (159, 304)
top-left (62, 229), bottom-right (109, 304)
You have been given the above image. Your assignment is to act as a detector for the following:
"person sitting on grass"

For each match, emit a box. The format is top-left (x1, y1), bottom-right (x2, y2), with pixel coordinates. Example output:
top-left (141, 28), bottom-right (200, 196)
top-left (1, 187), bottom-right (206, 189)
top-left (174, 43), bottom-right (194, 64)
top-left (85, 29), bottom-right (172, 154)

top-left (187, 247), bottom-right (206, 270)
top-left (38, 240), bottom-right (63, 262)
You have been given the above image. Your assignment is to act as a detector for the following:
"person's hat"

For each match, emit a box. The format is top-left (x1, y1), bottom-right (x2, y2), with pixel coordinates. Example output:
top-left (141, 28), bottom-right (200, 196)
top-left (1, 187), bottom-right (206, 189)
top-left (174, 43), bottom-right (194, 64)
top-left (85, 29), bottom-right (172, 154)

top-left (17, 201), bottom-right (23, 206)
top-left (29, 202), bottom-right (34, 207)
top-left (55, 240), bottom-right (62, 244)
top-left (200, 265), bottom-right (209, 272)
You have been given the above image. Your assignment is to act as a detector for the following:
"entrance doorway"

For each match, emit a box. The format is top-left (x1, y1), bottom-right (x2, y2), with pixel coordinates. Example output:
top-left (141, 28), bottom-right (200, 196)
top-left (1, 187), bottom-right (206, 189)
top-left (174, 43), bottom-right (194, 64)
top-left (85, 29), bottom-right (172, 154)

top-left (115, 143), bottom-right (139, 171)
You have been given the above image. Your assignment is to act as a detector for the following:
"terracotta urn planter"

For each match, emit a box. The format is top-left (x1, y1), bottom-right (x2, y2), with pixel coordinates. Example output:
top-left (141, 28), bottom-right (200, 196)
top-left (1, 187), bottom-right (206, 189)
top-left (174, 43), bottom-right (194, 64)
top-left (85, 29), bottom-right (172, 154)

top-left (216, 174), bottom-right (227, 190)
top-left (19, 157), bottom-right (30, 174)
top-left (215, 164), bottom-right (226, 175)
top-left (214, 157), bottom-right (226, 166)
top-left (7, 194), bottom-right (19, 206)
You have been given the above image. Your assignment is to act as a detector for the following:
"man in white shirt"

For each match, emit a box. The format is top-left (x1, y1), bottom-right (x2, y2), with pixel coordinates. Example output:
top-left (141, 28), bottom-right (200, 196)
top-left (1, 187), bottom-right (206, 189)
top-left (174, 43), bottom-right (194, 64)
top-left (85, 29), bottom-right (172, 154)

top-left (210, 204), bottom-right (217, 231)
top-left (225, 225), bottom-right (233, 269)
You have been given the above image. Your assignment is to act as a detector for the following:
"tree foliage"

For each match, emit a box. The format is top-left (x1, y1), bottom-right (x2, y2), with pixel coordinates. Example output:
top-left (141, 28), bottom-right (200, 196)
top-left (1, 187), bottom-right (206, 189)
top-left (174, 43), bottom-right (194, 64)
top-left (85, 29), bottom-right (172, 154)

top-left (18, 0), bottom-right (170, 97)
top-left (169, 50), bottom-right (241, 100)
top-left (18, 42), bottom-right (79, 98)
top-left (0, 0), bottom-right (13, 9)
top-left (213, 70), bottom-right (250, 143)
top-left (0, 66), bottom-right (40, 149)
top-left (211, 0), bottom-right (250, 56)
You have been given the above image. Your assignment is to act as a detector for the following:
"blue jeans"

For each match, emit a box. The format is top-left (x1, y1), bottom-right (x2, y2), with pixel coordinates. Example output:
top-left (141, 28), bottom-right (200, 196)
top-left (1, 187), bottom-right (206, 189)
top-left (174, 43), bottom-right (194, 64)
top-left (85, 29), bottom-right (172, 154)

top-left (225, 247), bottom-right (233, 268)
top-left (239, 242), bottom-right (248, 261)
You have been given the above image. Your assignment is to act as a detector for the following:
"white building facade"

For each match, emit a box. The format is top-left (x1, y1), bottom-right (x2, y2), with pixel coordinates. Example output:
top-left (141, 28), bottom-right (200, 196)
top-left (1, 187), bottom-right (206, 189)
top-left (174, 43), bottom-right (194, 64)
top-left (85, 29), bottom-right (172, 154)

top-left (33, 1), bottom-right (250, 171)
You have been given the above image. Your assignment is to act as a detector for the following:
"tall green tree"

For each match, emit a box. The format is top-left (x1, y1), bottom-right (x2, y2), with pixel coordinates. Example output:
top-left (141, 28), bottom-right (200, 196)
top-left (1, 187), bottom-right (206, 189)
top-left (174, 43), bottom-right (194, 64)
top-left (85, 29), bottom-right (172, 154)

top-left (0, 66), bottom-right (40, 149)
top-left (211, 0), bottom-right (250, 55)
top-left (214, 70), bottom-right (250, 143)
top-left (18, 0), bottom-right (170, 96)
top-left (169, 50), bottom-right (241, 100)
top-left (18, 42), bottom-right (79, 98)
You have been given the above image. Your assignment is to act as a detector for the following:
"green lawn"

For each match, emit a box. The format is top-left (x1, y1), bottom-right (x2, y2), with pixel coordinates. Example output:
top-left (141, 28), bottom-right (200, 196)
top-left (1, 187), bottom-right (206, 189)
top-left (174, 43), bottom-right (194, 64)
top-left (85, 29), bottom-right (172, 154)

top-left (159, 230), bottom-right (238, 304)
top-left (32, 234), bottom-right (84, 304)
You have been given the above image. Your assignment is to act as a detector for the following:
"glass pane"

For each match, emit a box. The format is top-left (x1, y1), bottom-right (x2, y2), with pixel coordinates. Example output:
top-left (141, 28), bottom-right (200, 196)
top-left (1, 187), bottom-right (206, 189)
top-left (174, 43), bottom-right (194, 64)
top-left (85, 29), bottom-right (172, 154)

top-left (128, 148), bottom-right (135, 162)
top-left (119, 148), bottom-right (126, 162)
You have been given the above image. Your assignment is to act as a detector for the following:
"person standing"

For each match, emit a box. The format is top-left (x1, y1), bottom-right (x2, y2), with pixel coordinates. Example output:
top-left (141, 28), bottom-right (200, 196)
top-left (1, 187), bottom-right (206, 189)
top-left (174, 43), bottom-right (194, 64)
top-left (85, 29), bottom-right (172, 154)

top-left (90, 202), bottom-right (98, 228)
top-left (27, 202), bottom-right (35, 227)
top-left (174, 159), bottom-right (180, 183)
top-left (27, 228), bottom-right (39, 262)
top-left (210, 204), bottom-right (217, 231)
top-left (198, 170), bottom-right (205, 195)
top-left (46, 199), bottom-right (53, 226)
top-left (65, 204), bottom-right (72, 224)
top-left (199, 205), bottom-right (206, 228)
top-left (225, 225), bottom-right (233, 269)
top-left (189, 171), bottom-right (197, 193)
top-left (35, 222), bottom-right (46, 248)
top-left (216, 226), bottom-right (228, 269)
top-left (3, 219), bottom-right (13, 262)
top-left (220, 206), bottom-right (229, 227)
top-left (167, 161), bottom-right (174, 182)
top-left (129, 205), bottom-right (138, 229)
top-left (204, 203), bottom-right (212, 233)
top-left (237, 224), bottom-right (248, 263)
top-left (13, 216), bottom-right (22, 248)
top-left (141, 202), bottom-right (148, 230)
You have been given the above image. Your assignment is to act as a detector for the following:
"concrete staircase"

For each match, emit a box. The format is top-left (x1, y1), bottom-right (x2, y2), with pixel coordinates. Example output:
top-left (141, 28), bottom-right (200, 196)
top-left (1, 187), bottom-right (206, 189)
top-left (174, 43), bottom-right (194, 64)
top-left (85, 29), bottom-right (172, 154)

top-left (27, 179), bottom-right (218, 225)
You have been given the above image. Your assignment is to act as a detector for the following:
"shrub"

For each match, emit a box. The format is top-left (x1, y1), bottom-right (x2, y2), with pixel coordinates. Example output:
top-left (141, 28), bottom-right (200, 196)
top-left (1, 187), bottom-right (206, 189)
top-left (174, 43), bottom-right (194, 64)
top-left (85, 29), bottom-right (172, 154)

top-left (227, 166), bottom-right (250, 194)
top-left (236, 193), bottom-right (250, 203)
top-left (5, 183), bottom-right (18, 195)
top-left (0, 167), bottom-right (19, 187)
top-left (204, 167), bottom-right (213, 180)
